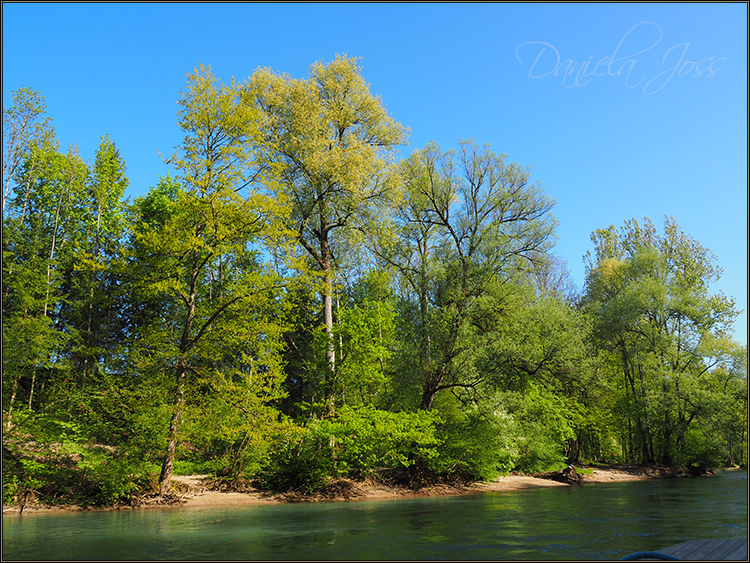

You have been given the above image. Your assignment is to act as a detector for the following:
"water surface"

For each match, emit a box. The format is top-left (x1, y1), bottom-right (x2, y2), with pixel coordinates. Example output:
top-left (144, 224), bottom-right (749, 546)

top-left (3, 470), bottom-right (746, 560)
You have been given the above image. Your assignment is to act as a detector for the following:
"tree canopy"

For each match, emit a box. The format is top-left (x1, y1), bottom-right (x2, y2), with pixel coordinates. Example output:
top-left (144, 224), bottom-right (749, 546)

top-left (2, 65), bottom-right (745, 508)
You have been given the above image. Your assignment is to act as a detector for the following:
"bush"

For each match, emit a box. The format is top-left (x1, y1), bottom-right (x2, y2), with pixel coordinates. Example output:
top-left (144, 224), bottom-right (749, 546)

top-left (330, 406), bottom-right (441, 477)
top-left (433, 407), bottom-right (520, 481)
top-left (502, 385), bottom-right (575, 473)
top-left (258, 407), bottom-right (442, 492)
top-left (257, 423), bottom-right (332, 493)
top-left (2, 472), bottom-right (21, 506)
top-left (2, 449), bottom-right (24, 505)
top-left (173, 458), bottom-right (214, 476)
top-left (1, 400), bottom-right (159, 508)
top-left (77, 449), bottom-right (141, 506)
top-left (2, 438), bottom-right (153, 508)
top-left (673, 426), bottom-right (728, 471)
top-left (514, 422), bottom-right (568, 473)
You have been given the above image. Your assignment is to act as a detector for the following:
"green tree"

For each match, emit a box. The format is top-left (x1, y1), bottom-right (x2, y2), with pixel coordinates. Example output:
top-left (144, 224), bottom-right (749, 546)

top-left (63, 135), bottom-right (129, 386)
top-left (3, 87), bottom-right (54, 212)
top-left (2, 138), bottom-right (88, 428)
top-left (460, 275), bottom-right (595, 471)
top-left (246, 55), bottom-right (407, 412)
top-left (583, 216), bottom-right (740, 465)
top-left (379, 140), bottom-right (556, 410)
top-left (125, 66), bottom-right (290, 496)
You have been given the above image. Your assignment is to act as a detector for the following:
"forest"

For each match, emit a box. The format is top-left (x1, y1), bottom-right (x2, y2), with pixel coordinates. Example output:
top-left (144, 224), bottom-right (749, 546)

top-left (3, 55), bottom-right (747, 508)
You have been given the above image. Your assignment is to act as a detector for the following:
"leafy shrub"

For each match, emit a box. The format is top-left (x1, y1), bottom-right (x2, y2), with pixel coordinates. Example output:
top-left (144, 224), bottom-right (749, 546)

top-left (514, 422), bottom-right (568, 473)
top-left (258, 423), bottom-right (332, 493)
top-left (258, 407), bottom-right (442, 492)
top-left (2, 472), bottom-right (20, 506)
top-left (434, 409), bottom-right (520, 481)
top-left (1, 455), bottom-right (46, 506)
top-left (76, 448), bottom-right (142, 506)
top-left (173, 459), bottom-right (214, 476)
top-left (3, 423), bottom-right (152, 508)
top-left (2, 448), bottom-right (24, 505)
top-left (503, 385), bottom-right (575, 473)
top-left (329, 406), bottom-right (441, 477)
top-left (674, 426), bottom-right (727, 471)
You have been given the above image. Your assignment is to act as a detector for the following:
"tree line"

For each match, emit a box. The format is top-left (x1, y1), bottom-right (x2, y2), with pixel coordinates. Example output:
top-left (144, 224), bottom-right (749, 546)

top-left (3, 55), bottom-right (746, 507)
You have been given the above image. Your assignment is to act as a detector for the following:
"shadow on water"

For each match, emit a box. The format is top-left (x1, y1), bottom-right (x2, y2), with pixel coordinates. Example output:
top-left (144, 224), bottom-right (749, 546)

top-left (3, 470), bottom-right (746, 560)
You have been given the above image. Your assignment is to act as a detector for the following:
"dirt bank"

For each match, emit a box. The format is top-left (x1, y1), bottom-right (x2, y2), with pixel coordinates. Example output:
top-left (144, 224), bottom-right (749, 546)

top-left (3, 464), bottom-right (721, 515)
top-left (173, 464), bottom-right (689, 508)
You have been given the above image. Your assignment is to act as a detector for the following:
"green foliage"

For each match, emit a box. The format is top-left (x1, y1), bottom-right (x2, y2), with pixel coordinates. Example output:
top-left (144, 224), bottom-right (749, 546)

top-left (328, 406), bottom-right (441, 476)
top-left (122, 64), bottom-right (294, 495)
top-left (3, 86), bottom-right (55, 212)
top-left (179, 385), bottom-right (293, 480)
top-left (582, 216), bottom-right (743, 465)
top-left (2, 71), bottom-right (746, 510)
top-left (433, 406), bottom-right (520, 481)
top-left (2, 470), bottom-right (20, 506)
top-left (259, 407), bottom-right (441, 491)
top-left (2, 410), bottom-right (151, 507)
top-left (334, 270), bottom-right (398, 408)
top-left (75, 448), bottom-right (141, 506)
top-left (248, 55), bottom-right (407, 403)
top-left (171, 459), bottom-right (213, 476)
top-left (503, 385), bottom-right (575, 473)
top-left (131, 175), bottom-right (181, 230)
top-left (257, 423), bottom-right (330, 493)
top-left (674, 426), bottom-right (728, 471)
top-left (380, 140), bottom-right (557, 411)
top-left (514, 427), bottom-right (568, 473)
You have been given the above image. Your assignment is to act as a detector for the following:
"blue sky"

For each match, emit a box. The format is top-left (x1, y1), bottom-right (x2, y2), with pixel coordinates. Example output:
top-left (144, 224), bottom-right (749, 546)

top-left (3, 2), bottom-right (747, 345)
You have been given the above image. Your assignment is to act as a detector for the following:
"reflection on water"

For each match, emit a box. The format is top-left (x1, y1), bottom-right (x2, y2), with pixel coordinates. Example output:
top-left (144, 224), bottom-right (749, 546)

top-left (3, 470), bottom-right (746, 560)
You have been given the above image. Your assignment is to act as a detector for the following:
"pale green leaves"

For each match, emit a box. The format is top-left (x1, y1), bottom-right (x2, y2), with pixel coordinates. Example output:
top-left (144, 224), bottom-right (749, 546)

top-left (170, 65), bottom-right (263, 198)
top-left (246, 54), bottom-right (407, 268)
top-left (3, 87), bottom-right (55, 212)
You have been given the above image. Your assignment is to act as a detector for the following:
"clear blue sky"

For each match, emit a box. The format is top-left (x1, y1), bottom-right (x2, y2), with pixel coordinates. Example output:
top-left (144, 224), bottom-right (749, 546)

top-left (3, 2), bottom-right (747, 345)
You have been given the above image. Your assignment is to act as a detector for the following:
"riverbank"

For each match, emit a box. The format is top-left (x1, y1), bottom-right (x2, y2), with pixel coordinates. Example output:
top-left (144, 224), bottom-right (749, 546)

top-left (172, 464), bottom-right (701, 507)
top-left (5, 464), bottom-right (728, 515)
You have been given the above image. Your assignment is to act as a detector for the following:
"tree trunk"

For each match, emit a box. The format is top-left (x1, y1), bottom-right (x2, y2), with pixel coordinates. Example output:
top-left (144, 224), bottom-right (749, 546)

top-left (421, 388), bottom-right (436, 411)
top-left (27, 371), bottom-right (36, 410)
top-left (420, 374), bottom-right (441, 410)
top-left (323, 260), bottom-right (335, 374)
top-left (662, 403), bottom-right (673, 465)
top-left (43, 186), bottom-right (66, 318)
top-left (159, 251), bottom-right (198, 497)
top-left (159, 364), bottom-right (187, 497)
top-left (5, 378), bottom-right (19, 431)
top-left (321, 249), bottom-right (336, 416)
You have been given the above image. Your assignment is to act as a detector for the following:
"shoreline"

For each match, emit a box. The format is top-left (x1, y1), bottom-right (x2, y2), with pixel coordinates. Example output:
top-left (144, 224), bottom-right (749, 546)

top-left (3, 464), bottom-right (740, 516)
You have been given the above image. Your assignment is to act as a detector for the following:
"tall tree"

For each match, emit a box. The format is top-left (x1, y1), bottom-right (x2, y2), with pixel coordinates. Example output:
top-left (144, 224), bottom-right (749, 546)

top-left (3, 87), bottom-right (54, 213)
top-left (2, 138), bottom-right (88, 427)
top-left (246, 55), bottom-right (407, 411)
top-left (380, 140), bottom-right (556, 410)
top-left (582, 216), bottom-right (739, 464)
top-left (125, 66), bottom-right (290, 496)
top-left (65, 135), bottom-right (129, 384)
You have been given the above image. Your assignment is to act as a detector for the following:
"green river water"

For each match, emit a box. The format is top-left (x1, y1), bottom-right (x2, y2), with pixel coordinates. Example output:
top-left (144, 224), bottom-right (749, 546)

top-left (3, 470), bottom-right (746, 560)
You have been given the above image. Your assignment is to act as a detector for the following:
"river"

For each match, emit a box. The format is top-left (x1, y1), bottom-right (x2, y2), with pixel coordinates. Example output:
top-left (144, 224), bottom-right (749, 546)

top-left (3, 470), bottom-right (746, 560)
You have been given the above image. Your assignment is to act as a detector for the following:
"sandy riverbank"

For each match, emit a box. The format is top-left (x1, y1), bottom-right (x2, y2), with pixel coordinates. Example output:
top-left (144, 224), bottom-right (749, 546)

top-left (3, 464), bottom-right (709, 515)
top-left (170, 464), bottom-right (694, 508)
